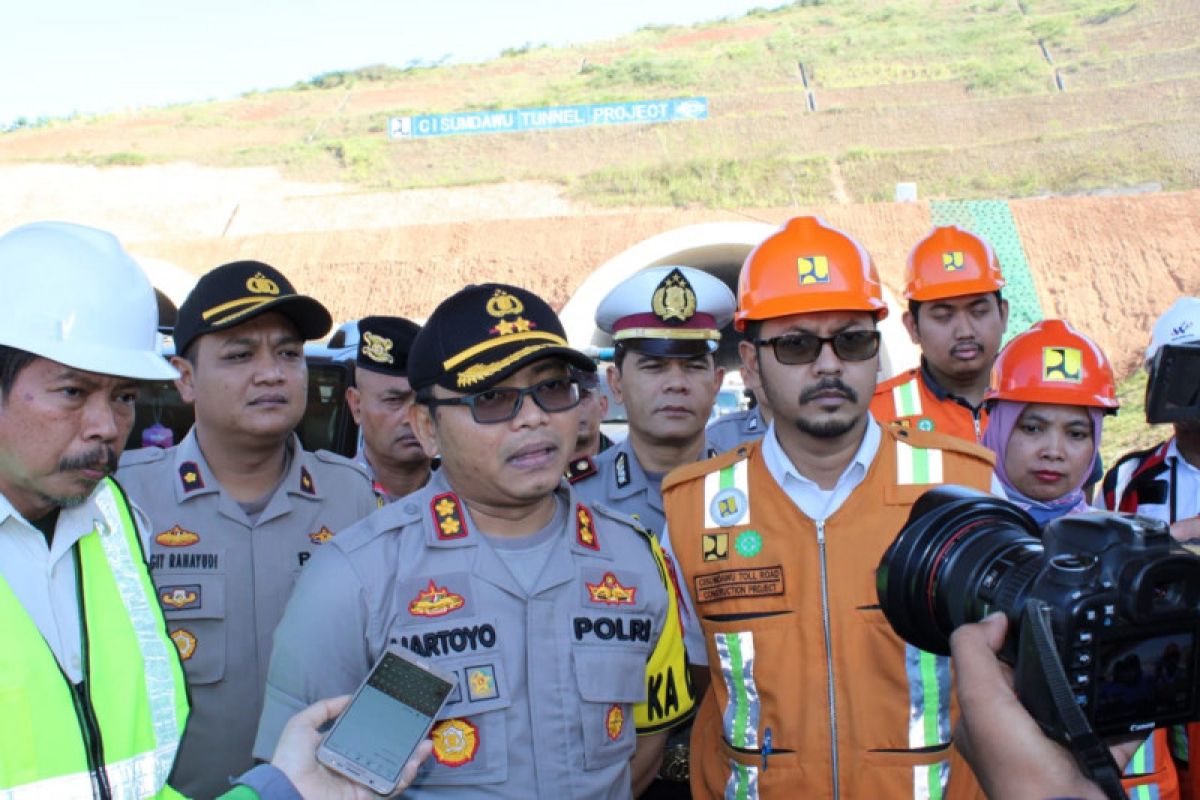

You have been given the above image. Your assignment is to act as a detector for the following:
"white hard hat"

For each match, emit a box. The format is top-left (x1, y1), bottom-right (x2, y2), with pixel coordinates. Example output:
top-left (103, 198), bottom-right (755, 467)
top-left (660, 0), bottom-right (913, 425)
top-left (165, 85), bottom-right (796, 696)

top-left (0, 221), bottom-right (178, 380)
top-left (1146, 297), bottom-right (1200, 365)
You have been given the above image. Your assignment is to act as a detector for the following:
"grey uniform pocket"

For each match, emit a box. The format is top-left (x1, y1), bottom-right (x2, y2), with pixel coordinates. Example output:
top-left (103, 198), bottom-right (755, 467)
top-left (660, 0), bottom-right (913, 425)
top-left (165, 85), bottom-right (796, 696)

top-left (156, 573), bottom-right (226, 685)
top-left (574, 650), bottom-right (645, 770)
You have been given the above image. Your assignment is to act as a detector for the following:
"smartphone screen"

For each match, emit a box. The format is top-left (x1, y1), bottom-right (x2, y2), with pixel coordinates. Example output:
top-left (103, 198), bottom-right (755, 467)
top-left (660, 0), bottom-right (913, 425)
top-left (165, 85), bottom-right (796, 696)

top-left (319, 650), bottom-right (453, 792)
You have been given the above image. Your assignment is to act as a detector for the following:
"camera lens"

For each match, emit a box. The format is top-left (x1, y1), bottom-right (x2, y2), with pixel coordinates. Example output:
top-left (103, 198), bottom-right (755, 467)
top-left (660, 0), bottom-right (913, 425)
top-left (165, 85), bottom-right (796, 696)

top-left (876, 485), bottom-right (1044, 656)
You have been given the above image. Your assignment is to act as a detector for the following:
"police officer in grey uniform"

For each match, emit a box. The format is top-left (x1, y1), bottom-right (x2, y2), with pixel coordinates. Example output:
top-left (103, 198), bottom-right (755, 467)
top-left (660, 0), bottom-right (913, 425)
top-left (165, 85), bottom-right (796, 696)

top-left (118, 260), bottom-right (379, 799)
top-left (571, 267), bottom-right (735, 542)
top-left (254, 283), bottom-right (694, 799)
top-left (346, 315), bottom-right (432, 503)
top-left (705, 384), bottom-right (771, 454)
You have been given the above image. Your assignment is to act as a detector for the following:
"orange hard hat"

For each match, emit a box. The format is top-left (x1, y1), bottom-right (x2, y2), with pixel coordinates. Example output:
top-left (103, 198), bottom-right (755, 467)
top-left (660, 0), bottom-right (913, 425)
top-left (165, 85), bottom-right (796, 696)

top-left (905, 225), bottom-right (1005, 302)
top-left (984, 319), bottom-right (1118, 410)
top-left (735, 216), bottom-right (887, 331)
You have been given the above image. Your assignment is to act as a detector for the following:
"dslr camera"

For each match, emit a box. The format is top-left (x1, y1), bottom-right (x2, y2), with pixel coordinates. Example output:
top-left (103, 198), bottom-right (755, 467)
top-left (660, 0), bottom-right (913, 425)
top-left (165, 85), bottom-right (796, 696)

top-left (877, 485), bottom-right (1200, 740)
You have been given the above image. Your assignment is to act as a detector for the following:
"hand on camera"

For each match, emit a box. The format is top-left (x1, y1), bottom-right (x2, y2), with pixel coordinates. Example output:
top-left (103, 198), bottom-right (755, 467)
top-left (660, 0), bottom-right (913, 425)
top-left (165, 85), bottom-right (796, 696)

top-left (951, 613), bottom-right (1141, 800)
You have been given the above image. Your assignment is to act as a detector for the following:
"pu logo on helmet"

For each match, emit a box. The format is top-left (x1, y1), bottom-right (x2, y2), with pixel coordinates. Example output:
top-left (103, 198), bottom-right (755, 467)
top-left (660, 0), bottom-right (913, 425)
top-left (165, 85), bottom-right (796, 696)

top-left (245, 272), bottom-right (281, 295)
top-left (1043, 347), bottom-right (1083, 383)
top-left (797, 256), bottom-right (830, 285)
top-left (943, 251), bottom-right (965, 272)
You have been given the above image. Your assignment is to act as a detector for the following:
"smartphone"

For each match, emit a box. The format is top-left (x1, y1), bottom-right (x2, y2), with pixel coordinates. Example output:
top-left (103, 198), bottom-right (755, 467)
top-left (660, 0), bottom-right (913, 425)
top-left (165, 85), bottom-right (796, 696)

top-left (317, 646), bottom-right (455, 795)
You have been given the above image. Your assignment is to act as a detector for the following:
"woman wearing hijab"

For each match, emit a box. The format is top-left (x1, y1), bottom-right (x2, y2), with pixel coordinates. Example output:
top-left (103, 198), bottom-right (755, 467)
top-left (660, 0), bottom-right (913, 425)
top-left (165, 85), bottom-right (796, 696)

top-left (981, 318), bottom-right (1179, 800)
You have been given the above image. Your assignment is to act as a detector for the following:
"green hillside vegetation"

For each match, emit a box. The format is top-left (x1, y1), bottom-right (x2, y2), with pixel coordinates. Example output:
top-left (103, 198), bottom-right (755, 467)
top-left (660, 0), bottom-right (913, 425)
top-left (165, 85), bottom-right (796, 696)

top-left (3, 0), bottom-right (1197, 205)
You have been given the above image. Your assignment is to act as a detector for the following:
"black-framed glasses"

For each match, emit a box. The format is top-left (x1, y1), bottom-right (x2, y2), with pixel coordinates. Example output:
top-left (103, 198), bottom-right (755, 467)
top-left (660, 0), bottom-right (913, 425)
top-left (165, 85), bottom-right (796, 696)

top-left (422, 376), bottom-right (583, 424)
top-left (755, 330), bottom-right (881, 365)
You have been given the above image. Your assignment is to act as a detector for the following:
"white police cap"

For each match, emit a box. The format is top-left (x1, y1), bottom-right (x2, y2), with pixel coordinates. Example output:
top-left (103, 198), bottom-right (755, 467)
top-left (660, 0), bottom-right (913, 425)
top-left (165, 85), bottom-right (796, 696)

top-left (595, 266), bottom-right (736, 357)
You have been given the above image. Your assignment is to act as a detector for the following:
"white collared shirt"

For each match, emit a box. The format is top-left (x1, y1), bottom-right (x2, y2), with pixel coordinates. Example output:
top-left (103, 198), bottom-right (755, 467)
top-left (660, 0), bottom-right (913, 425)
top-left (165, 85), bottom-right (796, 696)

top-left (0, 487), bottom-right (150, 682)
top-left (759, 418), bottom-right (882, 521)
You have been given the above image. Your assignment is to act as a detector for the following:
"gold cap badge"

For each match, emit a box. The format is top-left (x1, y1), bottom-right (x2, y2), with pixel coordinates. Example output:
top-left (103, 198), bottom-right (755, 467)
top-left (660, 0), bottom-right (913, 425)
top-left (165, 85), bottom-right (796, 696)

top-left (651, 268), bottom-right (697, 325)
top-left (361, 331), bottom-right (395, 364)
top-left (245, 271), bottom-right (281, 295)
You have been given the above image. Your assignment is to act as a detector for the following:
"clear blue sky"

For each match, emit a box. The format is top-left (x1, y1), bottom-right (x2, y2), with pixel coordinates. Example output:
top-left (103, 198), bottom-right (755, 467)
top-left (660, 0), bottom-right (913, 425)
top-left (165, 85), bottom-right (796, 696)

top-left (2, 0), bottom-right (775, 125)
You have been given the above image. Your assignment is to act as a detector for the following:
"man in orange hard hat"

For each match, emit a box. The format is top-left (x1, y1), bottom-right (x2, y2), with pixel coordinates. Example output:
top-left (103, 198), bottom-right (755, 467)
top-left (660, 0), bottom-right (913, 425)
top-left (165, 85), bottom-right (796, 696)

top-left (660, 216), bottom-right (997, 799)
top-left (872, 226), bottom-right (1009, 442)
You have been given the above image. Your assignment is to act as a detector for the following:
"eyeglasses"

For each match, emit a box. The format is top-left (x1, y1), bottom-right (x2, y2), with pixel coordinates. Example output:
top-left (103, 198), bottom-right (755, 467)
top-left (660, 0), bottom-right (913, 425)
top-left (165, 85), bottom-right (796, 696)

top-left (755, 330), bottom-right (881, 365)
top-left (422, 376), bottom-right (583, 424)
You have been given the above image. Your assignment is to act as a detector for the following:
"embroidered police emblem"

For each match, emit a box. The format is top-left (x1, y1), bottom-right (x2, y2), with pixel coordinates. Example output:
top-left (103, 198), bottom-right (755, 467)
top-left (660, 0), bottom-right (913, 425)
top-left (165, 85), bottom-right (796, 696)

top-left (615, 452), bottom-right (630, 489)
top-left (432, 493), bottom-right (469, 540)
top-left (466, 666), bottom-right (499, 702)
top-left (587, 572), bottom-right (637, 605)
top-left (432, 718), bottom-right (479, 767)
top-left (360, 331), bottom-right (395, 365)
top-left (308, 526), bottom-right (335, 545)
top-left (576, 504), bottom-right (599, 550)
top-left (179, 462), bottom-right (204, 492)
top-left (486, 288), bottom-right (535, 337)
top-left (299, 466), bottom-right (316, 495)
top-left (160, 585), bottom-right (201, 611)
top-left (735, 530), bottom-right (763, 558)
top-left (651, 268), bottom-right (698, 325)
top-left (797, 256), bottom-right (831, 285)
top-left (606, 704), bottom-right (625, 741)
top-left (409, 579), bottom-right (466, 617)
top-left (245, 271), bottom-right (280, 295)
top-left (702, 533), bottom-right (729, 562)
top-left (917, 418), bottom-right (935, 432)
top-left (155, 525), bottom-right (200, 547)
top-left (170, 629), bottom-right (197, 661)
top-left (942, 251), bottom-right (965, 272)
top-left (1043, 347), bottom-right (1083, 383)
top-left (709, 488), bottom-right (748, 527)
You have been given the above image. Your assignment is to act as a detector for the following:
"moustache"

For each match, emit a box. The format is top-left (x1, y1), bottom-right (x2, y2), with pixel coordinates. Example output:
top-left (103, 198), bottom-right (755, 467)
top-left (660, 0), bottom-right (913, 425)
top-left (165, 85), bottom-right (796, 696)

top-left (58, 447), bottom-right (119, 476)
top-left (800, 379), bottom-right (858, 404)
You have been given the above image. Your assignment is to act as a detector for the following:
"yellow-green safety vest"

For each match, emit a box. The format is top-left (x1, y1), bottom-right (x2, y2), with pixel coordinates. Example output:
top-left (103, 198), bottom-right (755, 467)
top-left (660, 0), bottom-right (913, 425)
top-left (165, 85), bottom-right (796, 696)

top-left (0, 478), bottom-right (189, 799)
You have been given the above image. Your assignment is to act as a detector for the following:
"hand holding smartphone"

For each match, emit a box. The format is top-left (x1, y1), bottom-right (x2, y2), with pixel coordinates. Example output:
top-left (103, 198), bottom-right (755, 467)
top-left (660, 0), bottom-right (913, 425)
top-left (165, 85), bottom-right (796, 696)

top-left (317, 646), bottom-right (455, 795)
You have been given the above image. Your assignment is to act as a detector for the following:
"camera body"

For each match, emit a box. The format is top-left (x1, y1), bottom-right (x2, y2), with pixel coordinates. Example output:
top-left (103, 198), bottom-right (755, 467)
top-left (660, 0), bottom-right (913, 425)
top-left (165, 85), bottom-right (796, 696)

top-left (877, 486), bottom-right (1200, 739)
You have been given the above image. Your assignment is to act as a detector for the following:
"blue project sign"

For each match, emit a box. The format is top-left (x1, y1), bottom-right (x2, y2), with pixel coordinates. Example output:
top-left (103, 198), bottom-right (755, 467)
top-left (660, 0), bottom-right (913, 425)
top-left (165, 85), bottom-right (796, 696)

top-left (388, 97), bottom-right (707, 139)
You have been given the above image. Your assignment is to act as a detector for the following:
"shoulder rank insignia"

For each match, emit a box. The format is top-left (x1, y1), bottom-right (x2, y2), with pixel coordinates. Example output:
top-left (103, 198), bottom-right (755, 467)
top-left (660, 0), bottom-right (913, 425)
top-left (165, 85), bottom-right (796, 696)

top-left (299, 466), bottom-right (316, 495)
top-left (576, 503), bottom-right (599, 550)
top-left (614, 452), bottom-right (630, 489)
top-left (587, 572), bottom-right (636, 605)
top-left (566, 456), bottom-right (597, 484)
top-left (179, 462), bottom-right (204, 492)
top-left (170, 629), bottom-right (197, 661)
top-left (409, 579), bottom-right (466, 617)
top-left (432, 718), bottom-right (479, 767)
top-left (308, 526), bottom-right (334, 545)
top-left (432, 493), bottom-right (468, 540)
top-left (155, 525), bottom-right (200, 548)
top-left (160, 585), bottom-right (201, 611)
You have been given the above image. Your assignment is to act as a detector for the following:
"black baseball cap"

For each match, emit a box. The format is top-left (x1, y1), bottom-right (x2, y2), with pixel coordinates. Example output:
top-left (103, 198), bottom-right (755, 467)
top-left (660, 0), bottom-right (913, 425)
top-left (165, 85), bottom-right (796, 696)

top-left (356, 316), bottom-right (421, 377)
top-left (173, 260), bottom-right (331, 355)
top-left (408, 283), bottom-right (593, 393)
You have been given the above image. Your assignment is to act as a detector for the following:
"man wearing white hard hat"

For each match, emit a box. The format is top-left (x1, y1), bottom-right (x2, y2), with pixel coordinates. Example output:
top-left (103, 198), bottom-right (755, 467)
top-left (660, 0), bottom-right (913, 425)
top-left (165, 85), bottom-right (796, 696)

top-left (1101, 296), bottom-right (1200, 542)
top-left (0, 222), bottom-right (426, 799)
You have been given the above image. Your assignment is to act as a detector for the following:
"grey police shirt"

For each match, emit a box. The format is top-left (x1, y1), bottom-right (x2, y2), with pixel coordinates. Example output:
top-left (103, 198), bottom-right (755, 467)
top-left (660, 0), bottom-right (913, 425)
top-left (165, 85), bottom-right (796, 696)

top-left (117, 430), bottom-right (378, 800)
top-left (253, 469), bottom-right (693, 799)
top-left (704, 406), bottom-right (767, 455)
top-left (571, 437), bottom-right (718, 542)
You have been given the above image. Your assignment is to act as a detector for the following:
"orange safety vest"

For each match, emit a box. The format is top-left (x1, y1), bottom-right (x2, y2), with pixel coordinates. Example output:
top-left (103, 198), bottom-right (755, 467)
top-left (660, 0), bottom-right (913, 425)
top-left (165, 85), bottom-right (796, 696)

top-left (872, 367), bottom-right (987, 443)
top-left (664, 426), bottom-right (994, 799)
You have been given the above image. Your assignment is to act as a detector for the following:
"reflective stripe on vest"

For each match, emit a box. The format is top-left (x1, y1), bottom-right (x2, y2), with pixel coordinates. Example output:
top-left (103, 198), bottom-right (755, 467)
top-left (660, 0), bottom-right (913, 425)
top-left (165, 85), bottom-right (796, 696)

top-left (892, 378), bottom-right (923, 418)
top-left (896, 441), bottom-right (944, 485)
top-left (725, 760), bottom-right (760, 800)
top-left (0, 479), bottom-right (187, 800)
top-left (1124, 732), bottom-right (1162, 800)
top-left (906, 645), bottom-right (951, 800)
top-left (716, 631), bottom-right (760, 750)
top-left (705, 461), bottom-right (752, 529)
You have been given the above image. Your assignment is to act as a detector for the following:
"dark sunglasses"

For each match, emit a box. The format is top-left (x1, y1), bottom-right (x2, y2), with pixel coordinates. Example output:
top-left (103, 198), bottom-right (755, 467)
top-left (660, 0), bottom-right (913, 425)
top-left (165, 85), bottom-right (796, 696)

top-left (755, 330), bottom-right (881, 365)
top-left (422, 376), bottom-right (583, 424)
